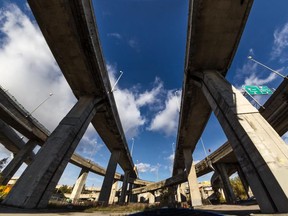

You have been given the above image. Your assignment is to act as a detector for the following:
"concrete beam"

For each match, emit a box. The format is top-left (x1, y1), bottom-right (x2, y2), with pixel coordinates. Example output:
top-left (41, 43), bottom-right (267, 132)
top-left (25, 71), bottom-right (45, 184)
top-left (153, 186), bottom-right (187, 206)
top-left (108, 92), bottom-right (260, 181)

top-left (195, 78), bottom-right (288, 178)
top-left (70, 168), bottom-right (89, 203)
top-left (173, 0), bottom-right (253, 176)
top-left (27, 0), bottom-right (136, 178)
top-left (3, 96), bottom-right (100, 208)
top-left (0, 140), bottom-right (37, 185)
top-left (132, 172), bottom-right (186, 195)
top-left (214, 163), bottom-right (236, 204)
top-left (201, 71), bottom-right (288, 213)
top-left (119, 171), bottom-right (129, 204)
top-left (183, 148), bottom-right (202, 207)
top-left (0, 87), bottom-right (151, 186)
top-left (98, 150), bottom-right (121, 205)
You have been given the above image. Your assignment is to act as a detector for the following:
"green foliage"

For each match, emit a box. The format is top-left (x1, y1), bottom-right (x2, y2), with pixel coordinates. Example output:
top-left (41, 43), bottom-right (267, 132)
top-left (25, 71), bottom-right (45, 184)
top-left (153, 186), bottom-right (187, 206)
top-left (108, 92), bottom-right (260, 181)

top-left (58, 185), bottom-right (72, 194)
top-left (230, 176), bottom-right (247, 200)
top-left (0, 157), bottom-right (8, 171)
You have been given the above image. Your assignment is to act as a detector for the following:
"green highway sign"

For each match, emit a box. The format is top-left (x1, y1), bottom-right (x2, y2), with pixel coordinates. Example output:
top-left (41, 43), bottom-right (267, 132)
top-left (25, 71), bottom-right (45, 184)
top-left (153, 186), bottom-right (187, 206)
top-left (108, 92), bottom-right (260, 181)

top-left (243, 85), bottom-right (273, 95)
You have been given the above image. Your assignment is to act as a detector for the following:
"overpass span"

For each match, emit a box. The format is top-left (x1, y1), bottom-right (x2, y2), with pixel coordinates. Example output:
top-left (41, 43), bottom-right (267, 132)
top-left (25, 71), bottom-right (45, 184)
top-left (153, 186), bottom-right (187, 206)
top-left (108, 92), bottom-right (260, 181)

top-left (172, 0), bottom-right (253, 176)
top-left (0, 86), bottom-right (151, 186)
top-left (196, 78), bottom-right (288, 177)
top-left (27, 0), bottom-right (136, 178)
top-left (132, 77), bottom-right (288, 194)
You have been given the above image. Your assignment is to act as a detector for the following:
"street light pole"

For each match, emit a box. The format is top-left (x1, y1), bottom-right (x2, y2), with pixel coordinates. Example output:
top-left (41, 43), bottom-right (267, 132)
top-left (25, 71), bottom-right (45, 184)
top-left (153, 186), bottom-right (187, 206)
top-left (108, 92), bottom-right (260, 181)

top-left (131, 138), bottom-right (134, 157)
top-left (26, 93), bottom-right (53, 117)
top-left (247, 56), bottom-right (287, 79)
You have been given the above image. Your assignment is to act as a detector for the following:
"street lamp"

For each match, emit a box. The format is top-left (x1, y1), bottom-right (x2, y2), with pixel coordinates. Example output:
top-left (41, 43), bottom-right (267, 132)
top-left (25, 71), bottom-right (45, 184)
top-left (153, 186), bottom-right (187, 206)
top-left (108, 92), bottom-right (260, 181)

top-left (26, 93), bottom-right (53, 117)
top-left (110, 70), bottom-right (124, 92)
top-left (131, 138), bottom-right (134, 157)
top-left (247, 56), bottom-right (287, 79)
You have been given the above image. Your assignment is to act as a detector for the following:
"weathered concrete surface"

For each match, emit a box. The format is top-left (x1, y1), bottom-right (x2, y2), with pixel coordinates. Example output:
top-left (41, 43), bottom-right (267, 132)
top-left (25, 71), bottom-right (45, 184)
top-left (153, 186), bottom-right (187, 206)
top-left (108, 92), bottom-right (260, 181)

top-left (196, 78), bottom-right (288, 177)
top-left (0, 86), bottom-right (150, 186)
top-left (70, 168), bottom-right (89, 203)
top-left (98, 151), bottom-right (121, 205)
top-left (119, 171), bottom-right (129, 204)
top-left (109, 181), bottom-right (118, 204)
top-left (27, 0), bottom-right (136, 178)
top-left (214, 163), bottom-right (236, 204)
top-left (132, 172), bottom-right (186, 195)
top-left (173, 0), bottom-right (253, 176)
top-left (201, 71), bottom-right (288, 213)
top-left (183, 148), bottom-right (202, 207)
top-left (0, 119), bottom-right (35, 164)
top-left (3, 97), bottom-right (100, 208)
top-left (0, 140), bottom-right (36, 185)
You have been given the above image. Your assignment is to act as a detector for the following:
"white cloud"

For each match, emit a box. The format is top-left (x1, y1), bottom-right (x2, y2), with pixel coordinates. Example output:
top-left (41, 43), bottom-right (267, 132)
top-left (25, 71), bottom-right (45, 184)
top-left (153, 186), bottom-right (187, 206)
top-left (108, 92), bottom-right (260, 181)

top-left (107, 32), bottom-right (122, 39)
top-left (148, 90), bottom-right (181, 136)
top-left (136, 163), bottom-right (151, 173)
top-left (135, 162), bottom-right (160, 174)
top-left (243, 72), bottom-right (277, 86)
top-left (271, 22), bottom-right (288, 62)
top-left (107, 65), bottom-right (163, 138)
top-left (136, 78), bottom-right (163, 107)
top-left (0, 4), bottom-right (76, 132)
top-left (235, 59), bottom-right (278, 88)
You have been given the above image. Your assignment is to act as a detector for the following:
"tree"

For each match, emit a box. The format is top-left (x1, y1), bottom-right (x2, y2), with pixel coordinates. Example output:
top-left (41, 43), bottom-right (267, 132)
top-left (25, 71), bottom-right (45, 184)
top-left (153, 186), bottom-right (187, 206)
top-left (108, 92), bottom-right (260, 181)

top-left (0, 158), bottom-right (8, 171)
top-left (230, 176), bottom-right (247, 200)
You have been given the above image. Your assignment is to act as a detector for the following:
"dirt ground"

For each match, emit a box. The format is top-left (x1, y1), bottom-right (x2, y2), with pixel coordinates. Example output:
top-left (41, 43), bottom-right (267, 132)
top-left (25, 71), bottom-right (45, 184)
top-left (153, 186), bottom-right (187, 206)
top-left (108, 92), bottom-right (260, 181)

top-left (0, 204), bottom-right (288, 216)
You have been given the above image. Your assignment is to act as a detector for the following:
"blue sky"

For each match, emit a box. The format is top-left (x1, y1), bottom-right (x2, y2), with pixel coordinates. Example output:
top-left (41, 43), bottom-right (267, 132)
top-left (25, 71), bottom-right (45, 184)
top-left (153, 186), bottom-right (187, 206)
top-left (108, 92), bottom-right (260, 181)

top-left (0, 0), bottom-right (288, 188)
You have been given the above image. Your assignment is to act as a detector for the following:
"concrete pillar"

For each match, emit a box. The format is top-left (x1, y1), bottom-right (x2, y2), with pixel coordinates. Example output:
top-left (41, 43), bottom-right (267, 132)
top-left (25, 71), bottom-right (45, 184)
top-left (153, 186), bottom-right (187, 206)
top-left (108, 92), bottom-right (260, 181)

top-left (201, 71), bottom-right (288, 213)
top-left (119, 171), bottom-right (129, 204)
top-left (148, 192), bottom-right (155, 204)
top-left (3, 96), bottom-right (100, 208)
top-left (98, 150), bottom-right (121, 205)
top-left (183, 148), bottom-right (202, 207)
top-left (109, 180), bottom-right (118, 204)
top-left (70, 168), bottom-right (89, 203)
top-left (236, 164), bottom-right (253, 198)
top-left (0, 140), bottom-right (37, 185)
top-left (214, 163), bottom-right (236, 204)
top-left (177, 184), bottom-right (182, 203)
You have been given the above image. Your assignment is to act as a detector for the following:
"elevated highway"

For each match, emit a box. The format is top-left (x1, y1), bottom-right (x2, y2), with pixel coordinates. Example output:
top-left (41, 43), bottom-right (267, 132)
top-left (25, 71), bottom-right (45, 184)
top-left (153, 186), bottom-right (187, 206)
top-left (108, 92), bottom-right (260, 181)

top-left (132, 53), bottom-right (288, 196)
top-left (27, 0), bottom-right (136, 178)
top-left (0, 86), bottom-right (151, 186)
top-left (172, 0), bottom-right (253, 176)
top-left (196, 78), bottom-right (288, 177)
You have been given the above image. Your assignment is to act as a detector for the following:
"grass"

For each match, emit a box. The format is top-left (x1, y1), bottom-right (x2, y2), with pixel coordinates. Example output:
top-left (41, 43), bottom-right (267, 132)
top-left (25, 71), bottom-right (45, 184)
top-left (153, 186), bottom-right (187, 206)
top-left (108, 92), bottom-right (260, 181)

top-left (84, 203), bottom-right (158, 213)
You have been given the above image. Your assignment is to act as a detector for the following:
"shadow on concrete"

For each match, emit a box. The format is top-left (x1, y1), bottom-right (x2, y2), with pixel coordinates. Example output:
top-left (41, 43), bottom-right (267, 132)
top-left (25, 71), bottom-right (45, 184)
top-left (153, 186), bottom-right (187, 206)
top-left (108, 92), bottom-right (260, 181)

top-left (130, 208), bottom-right (223, 216)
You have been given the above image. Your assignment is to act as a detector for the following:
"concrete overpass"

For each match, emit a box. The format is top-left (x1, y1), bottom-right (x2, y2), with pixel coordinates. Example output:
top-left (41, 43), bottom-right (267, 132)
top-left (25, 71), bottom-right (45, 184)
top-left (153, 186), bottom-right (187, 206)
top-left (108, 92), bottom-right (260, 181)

top-left (2, 0), bottom-right (140, 208)
top-left (172, 0), bottom-right (253, 177)
top-left (131, 77), bottom-right (288, 195)
top-left (0, 86), bottom-right (151, 186)
top-left (164, 0), bottom-right (288, 212)
top-left (196, 78), bottom-right (288, 177)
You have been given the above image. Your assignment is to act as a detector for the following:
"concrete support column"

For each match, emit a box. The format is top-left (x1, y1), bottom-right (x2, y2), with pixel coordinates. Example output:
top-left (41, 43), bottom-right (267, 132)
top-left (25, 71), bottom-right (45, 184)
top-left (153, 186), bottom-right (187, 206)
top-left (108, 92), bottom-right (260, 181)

top-left (3, 96), bottom-right (100, 209)
top-left (236, 164), bottom-right (253, 198)
top-left (183, 148), bottom-right (202, 207)
top-left (214, 163), bottom-right (236, 204)
top-left (201, 71), bottom-right (288, 213)
top-left (177, 184), bottom-right (182, 203)
top-left (98, 150), bottom-right (121, 205)
top-left (148, 192), bottom-right (155, 204)
top-left (109, 181), bottom-right (118, 204)
top-left (119, 171), bottom-right (129, 204)
top-left (0, 140), bottom-right (37, 185)
top-left (70, 168), bottom-right (89, 203)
